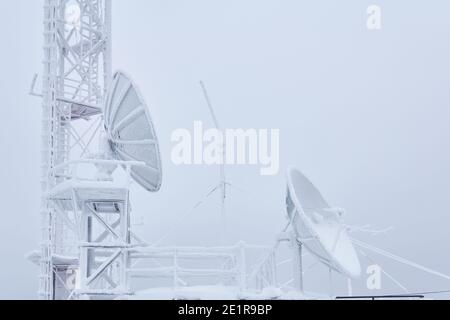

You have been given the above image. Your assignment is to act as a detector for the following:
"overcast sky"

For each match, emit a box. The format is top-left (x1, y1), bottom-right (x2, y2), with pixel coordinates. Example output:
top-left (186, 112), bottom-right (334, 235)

top-left (1, 0), bottom-right (450, 299)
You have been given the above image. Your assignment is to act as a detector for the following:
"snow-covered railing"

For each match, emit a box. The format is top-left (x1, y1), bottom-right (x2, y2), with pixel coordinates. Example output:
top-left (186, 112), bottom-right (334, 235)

top-left (248, 248), bottom-right (278, 291)
top-left (128, 243), bottom-right (273, 292)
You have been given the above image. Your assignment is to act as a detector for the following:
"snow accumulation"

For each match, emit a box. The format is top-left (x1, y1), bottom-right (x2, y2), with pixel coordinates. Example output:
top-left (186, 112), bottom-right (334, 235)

top-left (121, 286), bottom-right (310, 301)
top-left (25, 251), bottom-right (79, 266)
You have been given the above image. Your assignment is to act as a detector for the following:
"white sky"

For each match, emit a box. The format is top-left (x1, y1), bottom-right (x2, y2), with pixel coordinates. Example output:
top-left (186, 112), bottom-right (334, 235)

top-left (1, 0), bottom-right (450, 299)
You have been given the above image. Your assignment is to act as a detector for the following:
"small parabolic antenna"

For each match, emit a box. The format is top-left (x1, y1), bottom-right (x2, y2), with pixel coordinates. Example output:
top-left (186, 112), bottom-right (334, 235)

top-left (286, 167), bottom-right (361, 279)
top-left (103, 71), bottom-right (163, 192)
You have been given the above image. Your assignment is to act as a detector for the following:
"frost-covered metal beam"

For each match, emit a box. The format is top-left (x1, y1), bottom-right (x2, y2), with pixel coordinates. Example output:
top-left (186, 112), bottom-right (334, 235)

top-left (39, 0), bottom-right (112, 300)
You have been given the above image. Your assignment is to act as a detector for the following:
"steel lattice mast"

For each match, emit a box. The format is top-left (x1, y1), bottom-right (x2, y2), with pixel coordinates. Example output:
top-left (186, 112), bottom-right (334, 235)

top-left (40, 0), bottom-right (112, 300)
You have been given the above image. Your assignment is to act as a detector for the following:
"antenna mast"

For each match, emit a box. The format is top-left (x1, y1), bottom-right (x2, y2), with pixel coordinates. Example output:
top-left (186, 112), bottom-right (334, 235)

top-left (39, 0), bottom-right (112, 300)
top-left (200, 82), bottom-right (227, 231)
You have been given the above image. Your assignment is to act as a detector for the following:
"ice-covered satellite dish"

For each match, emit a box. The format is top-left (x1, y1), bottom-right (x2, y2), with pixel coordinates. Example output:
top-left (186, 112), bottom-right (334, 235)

top-left (104, 71), bottom-right (162, 192)
top-left (286, 167), bottom-right (361, 279)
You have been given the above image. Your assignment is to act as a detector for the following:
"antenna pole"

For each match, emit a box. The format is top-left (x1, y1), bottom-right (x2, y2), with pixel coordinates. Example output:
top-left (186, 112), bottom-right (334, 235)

top-left (291, 233), bottom-right (304, 293)
top-left (299, 242), bottom-right (304, 293)
top-left (347, 278), bottom-right (353, 296)
top-left (329, 268), bottom-right (334, 298)
top-left (200, 81), bottom-right (227, 237)
top-left (200, 81), bottom-right (221, 130)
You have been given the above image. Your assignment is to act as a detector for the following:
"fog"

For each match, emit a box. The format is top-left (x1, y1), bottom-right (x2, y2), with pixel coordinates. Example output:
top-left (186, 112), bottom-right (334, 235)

top-left (0, 0), bottom-right (449, 299)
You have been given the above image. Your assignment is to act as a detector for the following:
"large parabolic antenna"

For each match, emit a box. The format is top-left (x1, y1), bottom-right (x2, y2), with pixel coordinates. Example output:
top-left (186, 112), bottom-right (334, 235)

top-left (104, 71), bottom-right (163, 192)
top-left (286, 167), bottom-right (361, 279)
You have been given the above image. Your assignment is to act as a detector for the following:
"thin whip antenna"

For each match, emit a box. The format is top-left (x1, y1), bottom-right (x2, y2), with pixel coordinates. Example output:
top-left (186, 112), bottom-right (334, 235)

top-left (200, 81), bottom-right (227, 234)
top-left (200, 81), bottom-right (221, 130)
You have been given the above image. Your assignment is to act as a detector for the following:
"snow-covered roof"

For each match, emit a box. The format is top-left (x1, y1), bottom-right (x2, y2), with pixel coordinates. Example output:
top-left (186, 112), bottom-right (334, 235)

top-left (46, 180), bottom-right (129, 201)
top-left (26, 251), bottom-right (79, 267)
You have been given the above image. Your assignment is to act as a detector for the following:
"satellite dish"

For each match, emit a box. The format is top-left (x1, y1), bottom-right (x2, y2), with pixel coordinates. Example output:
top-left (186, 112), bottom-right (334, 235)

top-left (286, 167), bottom-right (361, 279)
top-left (104, 71), bottom-right (163, 192)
